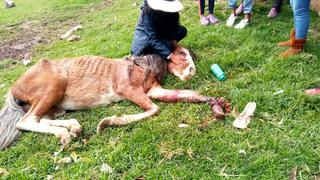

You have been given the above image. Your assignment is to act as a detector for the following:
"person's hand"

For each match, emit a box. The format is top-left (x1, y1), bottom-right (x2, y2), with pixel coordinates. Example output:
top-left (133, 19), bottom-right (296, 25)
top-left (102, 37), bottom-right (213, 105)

top-left (169, 53), bottom-right (188, 66)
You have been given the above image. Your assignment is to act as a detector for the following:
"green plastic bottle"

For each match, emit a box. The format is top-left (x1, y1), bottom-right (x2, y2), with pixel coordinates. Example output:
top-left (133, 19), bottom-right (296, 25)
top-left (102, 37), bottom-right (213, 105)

top-left (210, 64), bottom-right (226, 81)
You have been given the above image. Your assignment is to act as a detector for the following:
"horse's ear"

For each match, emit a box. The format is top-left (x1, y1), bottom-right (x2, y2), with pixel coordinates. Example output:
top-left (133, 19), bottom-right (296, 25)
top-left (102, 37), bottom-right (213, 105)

top-left (187, 48), bottom-right (198, 62)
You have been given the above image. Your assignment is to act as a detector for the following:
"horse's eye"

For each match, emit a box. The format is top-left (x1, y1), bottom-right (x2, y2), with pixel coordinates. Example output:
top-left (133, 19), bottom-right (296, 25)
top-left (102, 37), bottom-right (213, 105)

top-left (179, 51), bottom-right (185, 55)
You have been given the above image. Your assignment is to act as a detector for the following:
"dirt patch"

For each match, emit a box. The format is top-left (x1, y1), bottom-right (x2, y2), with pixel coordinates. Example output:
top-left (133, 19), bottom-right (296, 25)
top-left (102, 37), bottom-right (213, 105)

top-left (87, 0), bottom-right (112, 12)
top-left (0, 0), bottom-right (113, 61)
top-left (0, 31), bottom-right (41, 60)
top-left (0, 18), bottom-right (78, 61)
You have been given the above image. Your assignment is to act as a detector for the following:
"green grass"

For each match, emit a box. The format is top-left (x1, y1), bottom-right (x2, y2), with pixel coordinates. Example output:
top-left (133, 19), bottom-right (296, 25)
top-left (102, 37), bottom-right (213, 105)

top-left (0, 0), bottom-right (320, 179)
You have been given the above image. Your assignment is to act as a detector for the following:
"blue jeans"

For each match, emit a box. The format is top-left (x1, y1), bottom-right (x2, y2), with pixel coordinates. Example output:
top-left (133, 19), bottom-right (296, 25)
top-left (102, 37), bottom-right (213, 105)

top-left (290, 0), bottom-right (310, 39)
top-left (228, 0), bottom-right (253, 14)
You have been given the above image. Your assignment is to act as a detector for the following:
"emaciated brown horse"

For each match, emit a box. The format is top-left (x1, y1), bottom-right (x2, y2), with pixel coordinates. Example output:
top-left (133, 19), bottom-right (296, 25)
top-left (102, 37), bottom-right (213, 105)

top-left (0, 45), bottom-right (228, 150)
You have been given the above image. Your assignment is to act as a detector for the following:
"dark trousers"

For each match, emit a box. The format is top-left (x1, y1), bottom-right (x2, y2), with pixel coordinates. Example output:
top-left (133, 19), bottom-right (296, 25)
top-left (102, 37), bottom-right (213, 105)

top-left (273, 0), bottom-right (283, 11)
top-left (199, 0), bottom-right (215, 14)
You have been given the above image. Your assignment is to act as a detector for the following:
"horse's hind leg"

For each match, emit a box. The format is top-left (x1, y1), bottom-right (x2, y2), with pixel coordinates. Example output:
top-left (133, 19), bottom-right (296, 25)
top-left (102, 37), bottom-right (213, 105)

top-left (39, 118), bottom-right (82, 138)
top-left (16, 114), bottom-right (72, 145)
top-left (14, 70), bottom-right (73, 145)
top-left (42, 107), bottom-right (82, 137)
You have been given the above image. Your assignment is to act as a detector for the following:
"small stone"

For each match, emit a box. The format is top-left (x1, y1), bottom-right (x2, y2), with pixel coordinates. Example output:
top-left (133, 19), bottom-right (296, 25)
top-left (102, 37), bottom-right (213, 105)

top-left (47, 175), bottom-right (54, 180)
top-left (54, 166), bottom-right (59, 171)
top-left (100, 163), bottom-right (113, 173)
top-left (239, 149), bottom-right (246, 155)
top-left (178, 124), bottom-right (189, 128)
top-left (57, 157), bottom-right (72, 164)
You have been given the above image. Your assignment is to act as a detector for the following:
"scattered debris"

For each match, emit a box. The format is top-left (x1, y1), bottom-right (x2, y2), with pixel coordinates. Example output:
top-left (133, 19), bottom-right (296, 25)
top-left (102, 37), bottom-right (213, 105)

top-left (304, 88), bottom-right (320, 95)
top-left (219, 164), bottom-right (242, 177)
top-left (60, 25), bottom-right (82, 40)
top-left (0, 168), bottom-right (9, 176)
top-left (135, 176), bottom-right (144, 180)
top-left (46, 175), bottom-right (54, 180)
top-left (278, 118), bottom-right (285, 125)
top-left (67, 35), bottom-right (81, 42)
top-left (186, 148), bottom-right (194, 159)
top-left (22, 52), bottom-right (32, 65)
top-left (239, 149), bottom-right (246, 155)
top-left (70, 151), bottom-right (81, 163)
top-left (289, 166), bottom-right (297, 180)
top-left (273, 89), bottom-right (284, 95)
top-left (82, 138), bottom-right (89, 145)
top-left (178, 123), bottom-right (189, 128)
top-left (100, 163), bottom-right (113, 173)
top-left (54, 166), bottom-right (59, 171)
top-left (56, 157), bottom-right (72, 164)
top-left (232, 102), bottom-right (257, 129)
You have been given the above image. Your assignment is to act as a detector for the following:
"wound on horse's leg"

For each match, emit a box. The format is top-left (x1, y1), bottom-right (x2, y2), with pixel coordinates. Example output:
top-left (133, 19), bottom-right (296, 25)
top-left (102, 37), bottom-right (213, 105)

top-left (148, 87), bottom-right (210, 103)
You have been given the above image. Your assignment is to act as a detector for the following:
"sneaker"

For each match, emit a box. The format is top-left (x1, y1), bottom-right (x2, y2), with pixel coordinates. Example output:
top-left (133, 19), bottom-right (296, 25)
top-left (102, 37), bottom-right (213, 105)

top-left (267, 7), bottom-right (279, 18)
top-left (200, 15), bottom-right (209, 26)
top-left (236, 3), bottom-right (244, 15)
top-left (234, 19), bottom-right (251, 29)
top-left (226, 14), bottom-right (238, 27)
top-left (305, 88), bottom-right (320, 95)
top-left (207, 14), bottom-right (220, 24)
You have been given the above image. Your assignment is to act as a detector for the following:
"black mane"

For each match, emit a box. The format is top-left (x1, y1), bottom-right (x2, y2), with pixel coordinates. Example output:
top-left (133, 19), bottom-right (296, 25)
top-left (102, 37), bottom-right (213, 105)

top-left (130, 55), bottom-right (167, 84)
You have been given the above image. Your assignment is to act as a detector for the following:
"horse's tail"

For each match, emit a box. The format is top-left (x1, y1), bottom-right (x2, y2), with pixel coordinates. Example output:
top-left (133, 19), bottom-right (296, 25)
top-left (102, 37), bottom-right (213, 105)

top-left (0, 92), bottom-right (25, 150)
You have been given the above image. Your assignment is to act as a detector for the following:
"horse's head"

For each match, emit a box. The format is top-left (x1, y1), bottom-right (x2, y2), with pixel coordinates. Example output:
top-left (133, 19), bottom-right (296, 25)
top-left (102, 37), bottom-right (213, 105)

top-left (167, 45), bottom-right (196, 81)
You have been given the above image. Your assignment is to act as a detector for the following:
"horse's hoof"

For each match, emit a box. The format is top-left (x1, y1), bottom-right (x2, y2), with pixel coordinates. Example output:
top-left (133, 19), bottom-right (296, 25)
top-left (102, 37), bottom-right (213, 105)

top-left (59, 132), bottom-right (72, 146)
top-left (70, 126), bottom-right (82, 138)
top-left (212, 104), bottom-right (225, 120)
top-left (96, 116), bottom-right (117, 134)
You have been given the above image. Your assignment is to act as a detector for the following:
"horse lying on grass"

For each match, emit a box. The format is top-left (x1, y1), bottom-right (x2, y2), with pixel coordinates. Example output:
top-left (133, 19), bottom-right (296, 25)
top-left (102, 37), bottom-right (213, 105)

top-left (0, 46), bottom-right (229, 150)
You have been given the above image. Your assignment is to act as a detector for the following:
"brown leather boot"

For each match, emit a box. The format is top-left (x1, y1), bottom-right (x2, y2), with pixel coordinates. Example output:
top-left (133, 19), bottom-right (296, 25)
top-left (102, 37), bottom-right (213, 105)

top-left (280, 38), bottom-right (306, 58)
top-left (277, 29), bottom-right (295, 47)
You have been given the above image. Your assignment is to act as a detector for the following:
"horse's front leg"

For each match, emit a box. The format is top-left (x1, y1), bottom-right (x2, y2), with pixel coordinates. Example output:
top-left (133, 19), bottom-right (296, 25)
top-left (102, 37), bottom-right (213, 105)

top-left (147, 86), bottom-right (210, 103)
top-left (97, 87), bottom-right (159, 133)
top-left (147, 86), bottom-right (228, 119)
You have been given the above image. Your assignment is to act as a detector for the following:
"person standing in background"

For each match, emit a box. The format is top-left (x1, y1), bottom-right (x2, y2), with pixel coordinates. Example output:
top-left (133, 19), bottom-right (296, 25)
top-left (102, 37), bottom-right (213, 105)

top-left (198, 0), bottom-right (220, 26)
top-left (226, 0), bottom-right (253, 29)
top-left (267, 0), bottom-right (284, 18)
top-left (277, 0), bottom-right (310, 58)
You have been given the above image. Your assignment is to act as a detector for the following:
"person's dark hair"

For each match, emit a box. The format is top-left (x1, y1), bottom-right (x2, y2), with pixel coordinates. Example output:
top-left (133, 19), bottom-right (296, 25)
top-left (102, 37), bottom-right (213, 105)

top-left (143, 3), bottom-right (180, 40)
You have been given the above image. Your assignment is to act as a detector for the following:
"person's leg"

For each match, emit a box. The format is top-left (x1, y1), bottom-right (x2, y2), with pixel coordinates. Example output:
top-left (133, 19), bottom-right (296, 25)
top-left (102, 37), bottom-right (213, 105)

top-left (199, 0), bottom-right (209, 25)
top-left (268, 0), bottom-right (282, 18)
top-left (236, 1), bottom-right (244, 15)
top-left (243, 0), bottom-right (253, 21)
top-left (208, 0), bottom-right (214, 14)
top-left (292, 0), bottom-right (310, 39)
top-left (207, 0), bottom-right (219, 24)
top-left (234, 0), bottom-right (252, 29)
top-left (228, 0), bottom-right (237, 14)
top-left (273, 0), bottom-right (283, 12)
top-left (280, 0), bottom-right (310, 58)
top-left (226, 0), bottom-right (238, 27)
top-left (199, 0), bottom-right (205, 15)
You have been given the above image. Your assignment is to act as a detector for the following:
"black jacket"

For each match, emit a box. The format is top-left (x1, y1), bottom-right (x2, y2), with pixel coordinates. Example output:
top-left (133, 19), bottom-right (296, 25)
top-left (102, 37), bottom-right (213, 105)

top-left (131, 0), bottom-right (182, 59)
